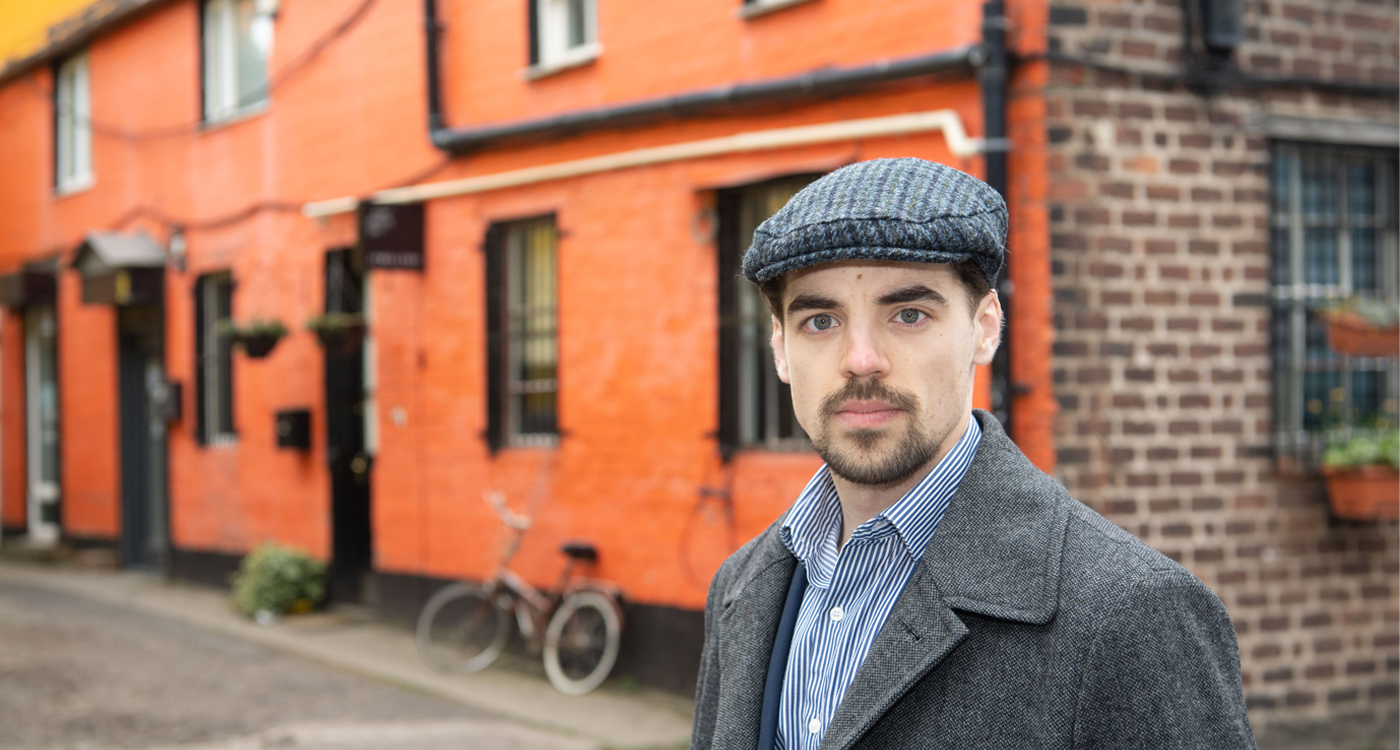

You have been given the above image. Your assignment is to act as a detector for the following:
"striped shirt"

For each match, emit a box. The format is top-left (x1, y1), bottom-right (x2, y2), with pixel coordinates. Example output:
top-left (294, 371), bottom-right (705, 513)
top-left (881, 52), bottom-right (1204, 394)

top-left (775, 417), bottom-right (981, 750)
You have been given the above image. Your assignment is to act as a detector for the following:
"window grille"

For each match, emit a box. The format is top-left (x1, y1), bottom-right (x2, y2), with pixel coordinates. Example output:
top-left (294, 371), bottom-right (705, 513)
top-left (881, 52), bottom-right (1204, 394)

top-left (1270, 144), bottom-right (1398, 469)
top-left (486, 217), bottom-right (559, 449)
top-left (194, 273), bottom-right (236, 444)
top-left (202, 0), bottom-right (273, 122)
top-left (717, 176), bottom-right (819, 455)
top-left (54, 52), bottom-right (92, 193)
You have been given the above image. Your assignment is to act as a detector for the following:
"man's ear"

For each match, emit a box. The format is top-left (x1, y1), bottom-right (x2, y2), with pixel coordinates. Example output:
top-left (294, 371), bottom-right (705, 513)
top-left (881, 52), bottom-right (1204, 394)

top-left (972, 291), bottom-right (1002, 367)
top-left (770, 314), bottom-right (791, 384)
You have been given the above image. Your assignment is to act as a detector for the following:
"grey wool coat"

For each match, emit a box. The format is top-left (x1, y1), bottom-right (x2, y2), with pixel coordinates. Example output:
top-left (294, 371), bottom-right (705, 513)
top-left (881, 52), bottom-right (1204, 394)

top-left (691, 410), bottom-right (1257, 750)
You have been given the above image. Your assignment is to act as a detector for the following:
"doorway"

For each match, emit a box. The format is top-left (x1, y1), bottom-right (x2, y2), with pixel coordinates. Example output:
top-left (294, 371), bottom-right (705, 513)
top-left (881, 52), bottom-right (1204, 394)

top-left (323, 248), bottom-right (372, 603)
top-left (117, 305), bottom-right (169, 570)
top-left (24, 305), bottom-right (60, 543)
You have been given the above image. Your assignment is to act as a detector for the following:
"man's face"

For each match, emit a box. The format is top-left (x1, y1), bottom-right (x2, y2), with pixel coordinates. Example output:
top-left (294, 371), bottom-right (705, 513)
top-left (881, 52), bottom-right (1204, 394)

top-left (771, 260), bottom-right (1002, 487)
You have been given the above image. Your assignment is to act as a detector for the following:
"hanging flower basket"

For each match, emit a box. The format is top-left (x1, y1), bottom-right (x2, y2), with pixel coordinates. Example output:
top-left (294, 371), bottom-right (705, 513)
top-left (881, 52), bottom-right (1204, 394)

top-left (1323, 299), bottom-right (1399, 358)
top-left (305, 312), bottom-right (366, 356)
top-left (1323, 466), bottom-right (1400, 520)
top-left (220, 319), bottom-right (288, 360)
top-left (1322, 428), bottom-right (1400, 520)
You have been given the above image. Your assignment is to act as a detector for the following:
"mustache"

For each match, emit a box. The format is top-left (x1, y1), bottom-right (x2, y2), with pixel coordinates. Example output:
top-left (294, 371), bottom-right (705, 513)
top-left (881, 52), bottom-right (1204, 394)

top-left (819, 378), bottom-right (920, 422)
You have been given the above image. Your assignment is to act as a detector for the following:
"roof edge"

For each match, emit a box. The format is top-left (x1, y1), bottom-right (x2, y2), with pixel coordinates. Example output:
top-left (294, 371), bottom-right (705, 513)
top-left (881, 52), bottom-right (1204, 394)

top-left (0, 0), bottom-right (180, 87)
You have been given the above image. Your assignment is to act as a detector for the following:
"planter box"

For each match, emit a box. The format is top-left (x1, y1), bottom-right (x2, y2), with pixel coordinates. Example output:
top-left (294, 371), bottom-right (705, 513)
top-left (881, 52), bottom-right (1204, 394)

top-left (1327, 315), bottom-right (1399, 358)
top-left (1323, 465), bottom-right (1400, 520)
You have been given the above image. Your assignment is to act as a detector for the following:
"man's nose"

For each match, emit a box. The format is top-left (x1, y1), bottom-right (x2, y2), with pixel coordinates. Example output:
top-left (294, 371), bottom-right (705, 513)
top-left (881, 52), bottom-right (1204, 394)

top-left (841, 323), bottom-right (890, 379)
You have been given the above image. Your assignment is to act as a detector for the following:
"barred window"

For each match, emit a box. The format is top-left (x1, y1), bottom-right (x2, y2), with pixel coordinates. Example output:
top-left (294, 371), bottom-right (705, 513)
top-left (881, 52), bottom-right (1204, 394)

top-left (194, 272), bottom-right (236, 444)
top-left (1270, 144), bottom-right (1398, 468)
top-left (717, 176), bottom-right (819, 455)
top-left (486, 217), bottom-right (558, 449)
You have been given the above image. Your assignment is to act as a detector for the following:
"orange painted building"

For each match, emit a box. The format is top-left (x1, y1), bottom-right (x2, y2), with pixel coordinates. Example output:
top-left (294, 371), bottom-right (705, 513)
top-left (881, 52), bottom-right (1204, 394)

top-left (0, 0), bottom-right (1047, 690)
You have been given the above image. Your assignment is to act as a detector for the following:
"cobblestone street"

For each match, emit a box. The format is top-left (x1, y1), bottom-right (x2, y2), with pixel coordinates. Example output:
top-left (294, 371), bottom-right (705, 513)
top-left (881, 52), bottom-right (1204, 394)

top-left (0, 577), bottom-right (595, 750)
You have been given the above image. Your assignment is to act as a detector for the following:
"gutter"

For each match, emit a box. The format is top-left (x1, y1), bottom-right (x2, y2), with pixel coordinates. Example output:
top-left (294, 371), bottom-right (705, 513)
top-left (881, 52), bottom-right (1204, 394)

top-left (305, 109), bottom-right (994, 216)
top-left (423, 0), bottom-right (980, 154)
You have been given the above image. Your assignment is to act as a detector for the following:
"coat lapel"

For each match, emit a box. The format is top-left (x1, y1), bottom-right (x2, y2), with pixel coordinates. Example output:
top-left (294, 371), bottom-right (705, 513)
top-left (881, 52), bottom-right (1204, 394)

top-left (712, 524), bottom-right (797, 750)
top-left (819, 411), bottom-right (1073, 750)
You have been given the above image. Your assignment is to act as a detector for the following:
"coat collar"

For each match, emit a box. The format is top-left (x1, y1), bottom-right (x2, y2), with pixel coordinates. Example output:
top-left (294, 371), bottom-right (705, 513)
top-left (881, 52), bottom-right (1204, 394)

top-left (714, 410), bottom-right (1072, 750)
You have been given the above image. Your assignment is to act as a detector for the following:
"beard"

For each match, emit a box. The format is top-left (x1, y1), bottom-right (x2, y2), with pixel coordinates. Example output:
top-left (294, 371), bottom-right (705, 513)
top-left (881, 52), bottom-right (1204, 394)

top-left (808, 377), bottom-right (942, 487)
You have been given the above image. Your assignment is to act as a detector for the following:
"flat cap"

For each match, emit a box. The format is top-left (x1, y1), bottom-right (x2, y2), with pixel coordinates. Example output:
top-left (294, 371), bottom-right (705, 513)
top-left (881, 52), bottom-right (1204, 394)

top-left (741, 158), bottom-right (1006, 287)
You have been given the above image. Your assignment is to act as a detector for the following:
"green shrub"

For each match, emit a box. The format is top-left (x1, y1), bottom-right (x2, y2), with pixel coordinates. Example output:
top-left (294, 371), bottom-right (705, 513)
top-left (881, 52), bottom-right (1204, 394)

top-left (230, 542), bottom-right (327, 619)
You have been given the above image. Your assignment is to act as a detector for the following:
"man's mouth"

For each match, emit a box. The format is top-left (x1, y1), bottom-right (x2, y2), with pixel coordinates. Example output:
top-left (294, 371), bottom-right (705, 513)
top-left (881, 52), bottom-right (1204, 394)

top-left (833, 400), bottom-right (903, 429)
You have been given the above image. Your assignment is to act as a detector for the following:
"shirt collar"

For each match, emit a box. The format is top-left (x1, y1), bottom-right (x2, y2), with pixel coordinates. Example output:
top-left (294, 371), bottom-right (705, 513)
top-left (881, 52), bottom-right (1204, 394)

top-left (781, 415), bottom-right (982, 567)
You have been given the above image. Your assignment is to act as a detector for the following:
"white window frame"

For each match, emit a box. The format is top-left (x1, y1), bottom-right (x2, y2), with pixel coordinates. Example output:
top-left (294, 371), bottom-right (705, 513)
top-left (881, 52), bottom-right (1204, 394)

top-left (738, 0), bottom-right (820, 20)
top-left (202, 0), bottom-right (274, 123)
top-left (527, 0), bottom-right (600, 79)
top-left (55, 52), bottom-right (93, 194)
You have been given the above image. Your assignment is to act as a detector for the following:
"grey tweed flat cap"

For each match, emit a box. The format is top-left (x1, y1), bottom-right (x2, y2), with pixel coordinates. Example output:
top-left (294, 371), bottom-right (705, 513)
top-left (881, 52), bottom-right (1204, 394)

top-left (741, 158), bottom-right (1006, 287)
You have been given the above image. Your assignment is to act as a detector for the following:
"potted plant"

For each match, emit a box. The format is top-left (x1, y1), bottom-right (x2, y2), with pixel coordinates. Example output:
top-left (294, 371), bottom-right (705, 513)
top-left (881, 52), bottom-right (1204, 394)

top-left (220, 318), bottom-right (288, 359)
top-left (1321, 426), bottom-right (1400, 520)
top-left (305, 312), bottom-right (366, 355)
top-left (1322, 298), bottom-right (1399, 358)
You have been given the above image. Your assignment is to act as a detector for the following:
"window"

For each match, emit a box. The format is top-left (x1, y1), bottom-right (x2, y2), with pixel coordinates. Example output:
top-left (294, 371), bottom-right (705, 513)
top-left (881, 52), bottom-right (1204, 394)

top-left (194, 273), bottom-right (236, 443)
top-left (1270, 144), bottom-right (1398, 468)
top-left (54, 51), bottom-right (92, 193)
top-left (528, 0), bottom-right (598, 74)
top-left (717, 176), bottom-right (819, 455)
top-left (202, 0), bottom-right (273, 122)
top-left (739, 0), bottom-right (819, 19)
top-left (485, 218), bottom-right (559, 449)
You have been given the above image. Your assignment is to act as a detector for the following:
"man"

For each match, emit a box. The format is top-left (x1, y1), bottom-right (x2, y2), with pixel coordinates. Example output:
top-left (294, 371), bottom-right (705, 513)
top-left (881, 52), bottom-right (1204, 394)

top-left (691, 158), bottom-right (1256, 749)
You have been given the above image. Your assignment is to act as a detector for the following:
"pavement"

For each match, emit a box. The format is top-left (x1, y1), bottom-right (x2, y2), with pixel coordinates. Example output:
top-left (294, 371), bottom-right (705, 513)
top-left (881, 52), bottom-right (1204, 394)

top-left (0, 558), bottom-right (694, 750)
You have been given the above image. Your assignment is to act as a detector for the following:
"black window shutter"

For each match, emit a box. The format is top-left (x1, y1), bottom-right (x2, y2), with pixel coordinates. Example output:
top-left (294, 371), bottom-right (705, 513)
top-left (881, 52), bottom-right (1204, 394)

top-left (193, 275), bottom-right (207, 445)
top-left (716, 190), bottom-right (742, 458)
top-left (526, 0), bottom-right (540, 66)
top-left (484, 225), bottom-right (507, 453)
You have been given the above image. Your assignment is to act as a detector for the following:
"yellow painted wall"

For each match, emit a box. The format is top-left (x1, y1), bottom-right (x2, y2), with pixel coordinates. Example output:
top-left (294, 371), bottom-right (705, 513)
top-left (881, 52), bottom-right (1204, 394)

top-left (0, 0), bottom-right (104, 66)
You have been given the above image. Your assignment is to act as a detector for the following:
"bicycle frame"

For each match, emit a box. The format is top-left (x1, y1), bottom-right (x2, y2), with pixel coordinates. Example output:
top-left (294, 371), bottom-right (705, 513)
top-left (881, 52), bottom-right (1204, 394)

top-left (479, 490), bottom-right (617, 645)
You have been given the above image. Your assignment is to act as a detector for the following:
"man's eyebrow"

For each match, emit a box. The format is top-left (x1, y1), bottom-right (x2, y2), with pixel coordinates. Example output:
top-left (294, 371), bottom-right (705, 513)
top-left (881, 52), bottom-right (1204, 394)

top-left (876, 285), bottom-right (948, 307)
top-left (785, 293), bottom-right (841, 317)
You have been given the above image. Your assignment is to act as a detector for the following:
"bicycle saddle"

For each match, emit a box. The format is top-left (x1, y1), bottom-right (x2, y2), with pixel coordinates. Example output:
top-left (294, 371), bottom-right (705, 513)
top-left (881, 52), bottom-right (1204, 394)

top-left (560, 542), bottom-right (598, 562)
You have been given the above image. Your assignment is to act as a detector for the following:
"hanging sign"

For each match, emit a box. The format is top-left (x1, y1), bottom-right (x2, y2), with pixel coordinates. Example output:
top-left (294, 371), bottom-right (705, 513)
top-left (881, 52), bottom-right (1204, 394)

top-left (360, 202), bottom-right (425, 271)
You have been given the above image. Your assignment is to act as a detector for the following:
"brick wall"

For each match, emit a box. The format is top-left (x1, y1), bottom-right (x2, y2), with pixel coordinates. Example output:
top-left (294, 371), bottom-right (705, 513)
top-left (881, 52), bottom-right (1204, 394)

top-left (1044, 0), bottom-right (1399, 738)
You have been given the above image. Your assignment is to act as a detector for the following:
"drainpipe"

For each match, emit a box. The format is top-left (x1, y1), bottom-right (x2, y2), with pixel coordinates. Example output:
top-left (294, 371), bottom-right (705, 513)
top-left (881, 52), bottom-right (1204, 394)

top-left (979, 0), bottom-right (1014, 432)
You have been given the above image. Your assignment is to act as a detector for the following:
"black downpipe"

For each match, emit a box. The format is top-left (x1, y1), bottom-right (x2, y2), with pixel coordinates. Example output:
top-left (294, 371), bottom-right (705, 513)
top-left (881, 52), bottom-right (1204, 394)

top-left (422, 0), bottom-right (977, 154)
top-left (979, 0), bottom-right (1014, 433)
top-left (424, 0), bottom-right (444, 132)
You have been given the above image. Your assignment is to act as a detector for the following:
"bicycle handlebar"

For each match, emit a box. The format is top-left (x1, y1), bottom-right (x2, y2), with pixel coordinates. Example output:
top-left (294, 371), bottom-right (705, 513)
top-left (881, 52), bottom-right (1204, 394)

top-left (484, 490), bottom-right (532, 530)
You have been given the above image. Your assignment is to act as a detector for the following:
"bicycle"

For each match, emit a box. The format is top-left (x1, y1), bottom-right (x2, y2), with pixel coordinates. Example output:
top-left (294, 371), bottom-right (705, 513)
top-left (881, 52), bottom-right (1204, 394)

top-left (415, 490), bottom-right (624, 696)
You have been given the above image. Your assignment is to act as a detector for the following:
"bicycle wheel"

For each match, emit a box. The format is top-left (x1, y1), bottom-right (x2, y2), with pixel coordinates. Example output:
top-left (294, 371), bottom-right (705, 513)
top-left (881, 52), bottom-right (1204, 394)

top-left (416, 582), bottom-right (511, 674)
top-left (543, 590), bottom-right (621, 696)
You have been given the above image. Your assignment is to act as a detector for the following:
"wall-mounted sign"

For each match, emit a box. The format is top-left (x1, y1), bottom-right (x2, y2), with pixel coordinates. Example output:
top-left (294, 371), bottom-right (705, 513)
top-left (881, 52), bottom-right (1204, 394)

top-left (360, 202), bottom-right (424, 271)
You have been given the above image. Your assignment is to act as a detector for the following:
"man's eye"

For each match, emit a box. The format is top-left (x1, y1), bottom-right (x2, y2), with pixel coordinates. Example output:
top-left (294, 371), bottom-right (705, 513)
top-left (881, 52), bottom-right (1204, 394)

top-left (808, 314), bottom-right (835, 331)
top-left (898, 309), bottom-right (926, 325)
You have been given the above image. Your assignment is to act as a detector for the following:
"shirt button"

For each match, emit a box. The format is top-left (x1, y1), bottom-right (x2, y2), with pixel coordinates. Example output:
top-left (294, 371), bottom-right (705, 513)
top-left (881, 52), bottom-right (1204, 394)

top-left (829, 606), bottom-right (844, 622)
top-left (808, 718), bottom-right (821, 734)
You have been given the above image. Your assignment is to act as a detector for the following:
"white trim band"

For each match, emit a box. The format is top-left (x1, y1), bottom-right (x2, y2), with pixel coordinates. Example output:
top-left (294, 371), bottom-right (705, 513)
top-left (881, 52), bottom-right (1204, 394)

top-left (302, 109), bottom-right (992, 216)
